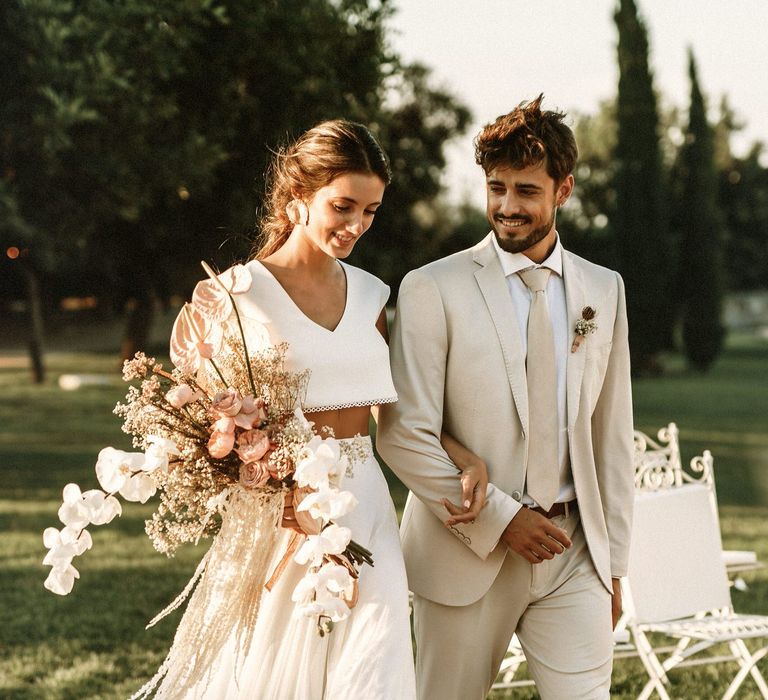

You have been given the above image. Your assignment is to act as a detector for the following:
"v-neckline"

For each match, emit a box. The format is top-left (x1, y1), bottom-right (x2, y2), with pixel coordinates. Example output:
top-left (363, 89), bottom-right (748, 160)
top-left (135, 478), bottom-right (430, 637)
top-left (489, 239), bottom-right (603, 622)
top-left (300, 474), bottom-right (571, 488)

top-left (252, 259), bottom-right (350, 334)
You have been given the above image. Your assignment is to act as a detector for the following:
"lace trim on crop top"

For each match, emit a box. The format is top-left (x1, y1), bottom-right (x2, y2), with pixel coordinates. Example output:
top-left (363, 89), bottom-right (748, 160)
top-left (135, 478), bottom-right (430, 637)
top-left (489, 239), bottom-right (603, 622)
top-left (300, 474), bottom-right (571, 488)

top-left (237, 260), bottom-right (398, 412)
top-left (303, 396), bottom-right (398, 413)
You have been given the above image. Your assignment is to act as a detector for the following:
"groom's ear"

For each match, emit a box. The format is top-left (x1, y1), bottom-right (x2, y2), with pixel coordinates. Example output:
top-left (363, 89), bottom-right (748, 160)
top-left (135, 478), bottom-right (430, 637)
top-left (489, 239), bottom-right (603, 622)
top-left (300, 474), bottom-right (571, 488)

top-left (556, 174), bottom-right (575, 207)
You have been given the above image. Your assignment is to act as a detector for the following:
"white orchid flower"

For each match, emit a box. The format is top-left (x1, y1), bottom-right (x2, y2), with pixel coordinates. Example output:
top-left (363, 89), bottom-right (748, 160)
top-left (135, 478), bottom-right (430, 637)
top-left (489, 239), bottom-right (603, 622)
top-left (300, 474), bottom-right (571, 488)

top-left (143, 435), bottom-right (180, 473)
top-left (315, 597), bottom-right (351, 622)
top-left (42, 526), bottom-right (79, 569)
top-left (44, 563), bottom-right (80, 596)
top-left (294, 524), bottom-right (351, 568)
top-left (291, 572), bottom-right (321, 604)
top-left (294, 437), bottom-right (342, 490)
top-left (81, 489), bottom-right (122, 525)
top-left (295, 601), bottom-right (324, 618)
top-left (119, 472), bottom-right (157, 503)
top-left (57, 484), bottom-right (91, 530)
top-left (296, 487), bottom-right (358, 525)
top-left (317, 563), bottom-right (355, 597)
top-left (95, 447), bottom-right (145, 493)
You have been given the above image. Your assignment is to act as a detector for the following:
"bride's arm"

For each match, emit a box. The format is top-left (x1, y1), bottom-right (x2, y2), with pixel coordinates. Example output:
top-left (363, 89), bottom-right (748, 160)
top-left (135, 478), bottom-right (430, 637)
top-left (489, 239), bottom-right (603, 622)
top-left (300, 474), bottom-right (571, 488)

top-left (439, 432), bottom-right (488, 526)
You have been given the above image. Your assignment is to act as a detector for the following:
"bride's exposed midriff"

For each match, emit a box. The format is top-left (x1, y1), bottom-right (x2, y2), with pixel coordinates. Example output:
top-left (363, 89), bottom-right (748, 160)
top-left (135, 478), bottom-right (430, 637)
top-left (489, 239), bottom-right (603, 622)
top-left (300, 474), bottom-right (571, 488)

top-left (304, 405), bottom-right (373, 440)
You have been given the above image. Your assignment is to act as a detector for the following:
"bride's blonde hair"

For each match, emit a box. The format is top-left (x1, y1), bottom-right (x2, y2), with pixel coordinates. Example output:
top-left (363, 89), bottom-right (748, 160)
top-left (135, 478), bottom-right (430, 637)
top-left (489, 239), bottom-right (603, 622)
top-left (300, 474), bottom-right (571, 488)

top-left (254, 120), bottom-right (391, 259)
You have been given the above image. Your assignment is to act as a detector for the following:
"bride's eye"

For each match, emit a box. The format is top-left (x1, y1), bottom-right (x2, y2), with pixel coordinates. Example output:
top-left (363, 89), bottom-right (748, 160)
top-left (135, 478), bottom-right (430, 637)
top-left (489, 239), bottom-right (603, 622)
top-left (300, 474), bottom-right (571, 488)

top-left (333, 204), bottom-right (350, 213)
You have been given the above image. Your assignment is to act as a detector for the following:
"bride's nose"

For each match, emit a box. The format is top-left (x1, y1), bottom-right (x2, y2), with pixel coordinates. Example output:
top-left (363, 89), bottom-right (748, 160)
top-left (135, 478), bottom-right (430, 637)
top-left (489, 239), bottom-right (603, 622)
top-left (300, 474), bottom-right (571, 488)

top-left (347, 216), bottom-right (364, 236)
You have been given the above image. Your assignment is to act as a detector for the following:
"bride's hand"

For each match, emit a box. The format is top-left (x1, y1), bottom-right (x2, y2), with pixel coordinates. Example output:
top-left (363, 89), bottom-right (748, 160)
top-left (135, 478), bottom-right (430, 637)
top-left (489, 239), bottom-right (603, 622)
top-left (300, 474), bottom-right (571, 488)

top-left (442, 457), bottom-right (488, 526)
top-left (439, 431), bottom-right (488, 526)
top-left (281, 491), bottom-right (304, 533)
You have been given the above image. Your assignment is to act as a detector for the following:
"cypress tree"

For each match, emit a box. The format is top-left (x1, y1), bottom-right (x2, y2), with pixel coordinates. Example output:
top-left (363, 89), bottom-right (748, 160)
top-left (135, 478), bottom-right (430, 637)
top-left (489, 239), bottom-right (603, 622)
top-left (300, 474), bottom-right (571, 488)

top-left (677, 50), bottom-right (726, 371)
top-left (614, 0), bottom-right (671, 374)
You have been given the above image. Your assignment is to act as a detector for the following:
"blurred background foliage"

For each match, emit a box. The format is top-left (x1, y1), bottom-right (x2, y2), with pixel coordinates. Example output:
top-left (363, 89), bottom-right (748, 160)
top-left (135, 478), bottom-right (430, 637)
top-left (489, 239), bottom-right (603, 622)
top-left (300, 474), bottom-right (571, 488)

top-left (1, 0), bottom-right (767, 378)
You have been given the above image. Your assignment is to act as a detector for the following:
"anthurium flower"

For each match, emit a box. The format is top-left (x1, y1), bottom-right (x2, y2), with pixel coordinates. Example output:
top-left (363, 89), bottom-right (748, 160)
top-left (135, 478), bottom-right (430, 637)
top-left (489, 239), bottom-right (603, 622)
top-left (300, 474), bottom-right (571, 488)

top-left (95, 447), bottom-right (145, 493)
top-left (192, 262), bottom-right (252, 323)
top-left (58, 484), bottom-right (91, 530)
top-left (44, 563), bottom-right (79, 595)
top-left (169, 303), bottom-right (224, 375)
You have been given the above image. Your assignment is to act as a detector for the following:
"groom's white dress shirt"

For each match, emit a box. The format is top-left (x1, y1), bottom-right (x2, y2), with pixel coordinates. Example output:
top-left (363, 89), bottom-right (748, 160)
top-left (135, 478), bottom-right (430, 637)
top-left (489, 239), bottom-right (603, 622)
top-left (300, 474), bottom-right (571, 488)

top-left (492, 233), bottom-right (575, 507)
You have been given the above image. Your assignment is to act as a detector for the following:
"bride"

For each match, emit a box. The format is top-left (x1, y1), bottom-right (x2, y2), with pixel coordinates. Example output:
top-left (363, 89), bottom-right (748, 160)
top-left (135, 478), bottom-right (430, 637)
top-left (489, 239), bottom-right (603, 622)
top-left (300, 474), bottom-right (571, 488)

top-left (144, 119), bottom-right (486, 699)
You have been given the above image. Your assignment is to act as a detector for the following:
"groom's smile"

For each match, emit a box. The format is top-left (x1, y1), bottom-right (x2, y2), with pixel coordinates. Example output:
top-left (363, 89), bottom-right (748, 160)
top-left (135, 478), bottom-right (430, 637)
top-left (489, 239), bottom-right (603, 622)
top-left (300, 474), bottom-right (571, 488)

top-left (485, 162), bottom-right (572, 262)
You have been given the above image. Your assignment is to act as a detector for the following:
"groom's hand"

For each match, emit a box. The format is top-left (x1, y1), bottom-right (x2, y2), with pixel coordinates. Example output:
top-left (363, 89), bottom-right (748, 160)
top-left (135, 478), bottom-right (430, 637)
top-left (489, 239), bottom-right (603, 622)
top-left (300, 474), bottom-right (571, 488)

top-left (501, 508), bottom-right (572, 563)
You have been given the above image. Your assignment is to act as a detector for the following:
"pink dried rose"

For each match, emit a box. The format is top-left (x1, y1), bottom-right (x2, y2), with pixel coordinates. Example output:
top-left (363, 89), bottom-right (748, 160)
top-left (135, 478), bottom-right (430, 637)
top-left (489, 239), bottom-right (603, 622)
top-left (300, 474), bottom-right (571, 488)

top-left (165, 383), bottom-right (203, 409)
top-left (213, 416), bottom-right (236, 434)
top-left (239, 460), bottom-right (270, 489)
top-left (236, 429), bottom-right (271, 464)
top-left (234, 396), bottom-right (268, 429)
top-left (207, 430), bottom-right (235, 459)
top-left (210, 388), bottom-right (243, 418)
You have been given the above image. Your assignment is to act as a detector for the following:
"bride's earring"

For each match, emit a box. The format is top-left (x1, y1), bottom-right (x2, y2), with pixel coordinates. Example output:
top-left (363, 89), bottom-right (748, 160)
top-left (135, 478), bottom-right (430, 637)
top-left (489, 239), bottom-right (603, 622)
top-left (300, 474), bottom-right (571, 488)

top-left (286, 199), bottom-right (309, 226)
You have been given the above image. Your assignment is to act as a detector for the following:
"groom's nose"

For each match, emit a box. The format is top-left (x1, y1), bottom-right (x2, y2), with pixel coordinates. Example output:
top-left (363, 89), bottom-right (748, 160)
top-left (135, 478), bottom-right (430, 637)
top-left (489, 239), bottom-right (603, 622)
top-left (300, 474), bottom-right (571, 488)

top-left (498, 191), bottom-right (524, 216)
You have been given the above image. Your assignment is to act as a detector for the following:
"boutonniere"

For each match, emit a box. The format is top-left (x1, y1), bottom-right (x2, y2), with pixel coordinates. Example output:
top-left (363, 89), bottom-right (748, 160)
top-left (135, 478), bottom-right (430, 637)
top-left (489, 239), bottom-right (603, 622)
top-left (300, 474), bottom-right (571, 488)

top-left (571, 306), bottom-right (597, 353)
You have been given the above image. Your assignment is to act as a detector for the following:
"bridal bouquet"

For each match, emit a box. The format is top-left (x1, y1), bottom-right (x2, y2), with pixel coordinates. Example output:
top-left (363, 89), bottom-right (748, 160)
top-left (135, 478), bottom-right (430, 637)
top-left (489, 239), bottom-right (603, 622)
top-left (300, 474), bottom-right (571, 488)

top-left (43, 262), bottom-right (373, 648)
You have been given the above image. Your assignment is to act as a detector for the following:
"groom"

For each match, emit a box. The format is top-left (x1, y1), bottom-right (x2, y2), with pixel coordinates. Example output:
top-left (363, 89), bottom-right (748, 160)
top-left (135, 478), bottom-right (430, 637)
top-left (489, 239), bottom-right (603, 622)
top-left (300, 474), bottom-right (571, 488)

top-left (377, 95), bottom-right (634, 699)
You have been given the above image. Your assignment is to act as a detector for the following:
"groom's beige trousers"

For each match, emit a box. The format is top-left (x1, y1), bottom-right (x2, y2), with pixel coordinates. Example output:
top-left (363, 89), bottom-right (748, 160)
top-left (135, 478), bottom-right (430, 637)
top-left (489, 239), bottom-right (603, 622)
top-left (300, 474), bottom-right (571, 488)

top-left (413, 510), bottom-right (613, 700)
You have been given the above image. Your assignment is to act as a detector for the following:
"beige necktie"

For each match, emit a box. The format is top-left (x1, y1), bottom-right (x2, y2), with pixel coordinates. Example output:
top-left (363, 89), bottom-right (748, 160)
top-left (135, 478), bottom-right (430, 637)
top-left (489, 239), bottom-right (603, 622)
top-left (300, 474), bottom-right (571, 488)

top-left (518, 267), bottom-right (559, 511)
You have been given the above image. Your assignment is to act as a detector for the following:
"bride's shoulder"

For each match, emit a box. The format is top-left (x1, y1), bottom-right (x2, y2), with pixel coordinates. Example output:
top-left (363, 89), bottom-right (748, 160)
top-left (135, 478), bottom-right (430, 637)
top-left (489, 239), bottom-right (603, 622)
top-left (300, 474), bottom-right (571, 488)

top-left (339, 261), bottom-right (391, 308)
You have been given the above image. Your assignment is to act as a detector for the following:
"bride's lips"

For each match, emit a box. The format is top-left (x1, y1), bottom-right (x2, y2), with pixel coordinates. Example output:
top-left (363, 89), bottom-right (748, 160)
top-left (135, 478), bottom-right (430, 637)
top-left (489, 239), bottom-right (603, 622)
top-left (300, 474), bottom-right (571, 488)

top-left (333, 232), bottom-right (356, 245)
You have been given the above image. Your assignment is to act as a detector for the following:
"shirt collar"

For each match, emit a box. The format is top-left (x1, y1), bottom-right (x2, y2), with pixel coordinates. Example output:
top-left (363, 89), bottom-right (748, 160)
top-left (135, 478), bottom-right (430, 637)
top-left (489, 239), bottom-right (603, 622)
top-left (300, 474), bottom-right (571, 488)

top-left (491, 231), bottom-right (563, 278)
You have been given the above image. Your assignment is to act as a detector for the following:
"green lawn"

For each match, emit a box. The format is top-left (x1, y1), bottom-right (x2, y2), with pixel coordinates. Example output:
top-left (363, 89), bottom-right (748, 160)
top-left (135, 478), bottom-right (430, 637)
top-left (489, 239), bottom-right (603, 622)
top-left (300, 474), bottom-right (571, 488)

top-left (1, 336), bottom-right (767, 698)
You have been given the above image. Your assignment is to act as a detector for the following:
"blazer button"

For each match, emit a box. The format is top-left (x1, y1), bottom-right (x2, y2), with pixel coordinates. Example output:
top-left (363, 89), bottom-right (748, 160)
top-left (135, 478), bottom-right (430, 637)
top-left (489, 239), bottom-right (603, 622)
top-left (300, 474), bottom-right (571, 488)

top-left (512, 490), bottom-right (522, 501)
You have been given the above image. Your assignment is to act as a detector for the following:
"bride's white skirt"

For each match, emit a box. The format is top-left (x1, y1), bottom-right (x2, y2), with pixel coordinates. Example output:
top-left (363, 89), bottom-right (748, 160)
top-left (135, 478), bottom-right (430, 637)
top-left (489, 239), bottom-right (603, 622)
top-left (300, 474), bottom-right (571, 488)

top-left (188, 437), bottom-right (416, 700)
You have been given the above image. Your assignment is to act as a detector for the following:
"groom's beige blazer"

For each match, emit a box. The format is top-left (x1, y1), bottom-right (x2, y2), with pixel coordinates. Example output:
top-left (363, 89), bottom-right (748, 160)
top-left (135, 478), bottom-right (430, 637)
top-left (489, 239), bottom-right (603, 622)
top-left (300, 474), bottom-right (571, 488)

top-left (377, 233), bottom-right (634, 606)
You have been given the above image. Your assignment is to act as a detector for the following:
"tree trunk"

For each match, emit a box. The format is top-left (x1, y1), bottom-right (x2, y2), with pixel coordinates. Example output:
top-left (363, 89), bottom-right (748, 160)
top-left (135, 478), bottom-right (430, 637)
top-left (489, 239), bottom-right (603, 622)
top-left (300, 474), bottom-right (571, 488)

top-left (23, 265), bottom-right (45, 384)
top-left (120, 292), bottom-right (155, 363)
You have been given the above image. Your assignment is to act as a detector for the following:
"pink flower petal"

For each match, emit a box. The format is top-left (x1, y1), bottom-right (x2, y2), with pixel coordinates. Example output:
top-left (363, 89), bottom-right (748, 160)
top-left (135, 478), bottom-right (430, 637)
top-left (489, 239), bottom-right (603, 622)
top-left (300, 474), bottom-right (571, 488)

top-left (169, 304), bottom-right (223, 374)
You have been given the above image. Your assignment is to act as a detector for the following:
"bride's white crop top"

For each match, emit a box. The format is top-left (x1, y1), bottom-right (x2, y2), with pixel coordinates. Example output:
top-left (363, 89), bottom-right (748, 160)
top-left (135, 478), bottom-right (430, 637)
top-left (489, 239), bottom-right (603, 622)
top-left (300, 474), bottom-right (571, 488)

top-left (236, 260), bottom-right (398, 412)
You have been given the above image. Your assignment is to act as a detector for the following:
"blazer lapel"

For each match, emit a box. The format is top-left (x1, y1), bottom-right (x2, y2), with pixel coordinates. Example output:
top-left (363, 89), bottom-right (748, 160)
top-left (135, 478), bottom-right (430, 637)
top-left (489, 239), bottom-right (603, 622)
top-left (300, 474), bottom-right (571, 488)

top-left (563, 250), bottom-right (587, 428)
top-left (473, 235), bottom-right (529, 436)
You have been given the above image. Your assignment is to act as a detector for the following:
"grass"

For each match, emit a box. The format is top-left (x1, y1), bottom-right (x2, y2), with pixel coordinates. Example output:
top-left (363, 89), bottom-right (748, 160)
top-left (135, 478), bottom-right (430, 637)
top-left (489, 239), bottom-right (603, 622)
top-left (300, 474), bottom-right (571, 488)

top-left (1, 334), bottom-right (767, 698)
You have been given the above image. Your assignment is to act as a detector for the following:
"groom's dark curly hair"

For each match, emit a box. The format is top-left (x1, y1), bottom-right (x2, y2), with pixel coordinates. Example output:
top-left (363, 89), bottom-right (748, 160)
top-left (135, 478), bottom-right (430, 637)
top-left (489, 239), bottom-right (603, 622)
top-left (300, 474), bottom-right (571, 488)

top-left (474, 94), bottom-right (578, 185)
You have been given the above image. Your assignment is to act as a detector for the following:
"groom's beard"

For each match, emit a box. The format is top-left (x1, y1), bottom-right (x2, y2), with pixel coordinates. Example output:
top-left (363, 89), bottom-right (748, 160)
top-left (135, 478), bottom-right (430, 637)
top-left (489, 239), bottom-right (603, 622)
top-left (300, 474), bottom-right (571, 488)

top-left (492, 205), bottom-right (556, 255)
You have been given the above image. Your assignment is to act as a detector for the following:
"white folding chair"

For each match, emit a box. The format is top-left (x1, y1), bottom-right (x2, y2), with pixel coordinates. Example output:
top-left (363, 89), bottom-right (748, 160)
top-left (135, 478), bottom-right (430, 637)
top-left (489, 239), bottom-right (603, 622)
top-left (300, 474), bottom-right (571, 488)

top-left (633, 423), bottom-right (761, 580)
top-left (623, 453), bottom-right (768, 699)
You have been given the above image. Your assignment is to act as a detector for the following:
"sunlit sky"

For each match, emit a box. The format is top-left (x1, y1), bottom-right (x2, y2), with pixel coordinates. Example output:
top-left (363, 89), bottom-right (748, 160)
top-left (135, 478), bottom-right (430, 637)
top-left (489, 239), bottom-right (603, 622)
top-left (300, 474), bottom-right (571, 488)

top-left (389, 0), bottom-right (768, 207)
